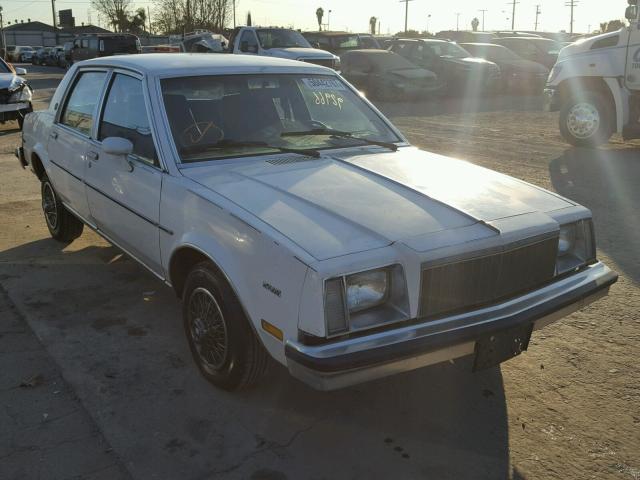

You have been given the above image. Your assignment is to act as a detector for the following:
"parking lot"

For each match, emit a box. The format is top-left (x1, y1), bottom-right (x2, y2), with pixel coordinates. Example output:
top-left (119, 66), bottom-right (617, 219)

top-left (1, 65), bottom-right (638, 479)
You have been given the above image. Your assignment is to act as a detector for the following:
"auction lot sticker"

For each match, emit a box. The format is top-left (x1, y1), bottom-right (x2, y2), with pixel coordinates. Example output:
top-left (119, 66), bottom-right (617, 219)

top-left (302, 77), bottom-right (346, 90)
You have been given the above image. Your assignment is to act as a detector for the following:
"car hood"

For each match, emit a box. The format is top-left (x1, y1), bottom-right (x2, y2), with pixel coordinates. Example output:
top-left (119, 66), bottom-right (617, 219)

top-left (183, 147), bottom-right (573, 260)
top-left (498, 58), bottom-right (549, 74)
top-left (389, 68), bottom-right (437, 80)
top-left (558, 30), bottom-right (622, 60)
top-left (263, 47), bottom-right (335, 59)
top-left (0, 73), bottom-right (22, 90)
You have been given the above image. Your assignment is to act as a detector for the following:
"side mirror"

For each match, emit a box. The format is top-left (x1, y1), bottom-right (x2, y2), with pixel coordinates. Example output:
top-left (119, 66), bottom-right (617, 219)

top-left (240, 41), bottom-right (249, 52)
top-left (102, 137), bottom-right (133, 156)
top-left (15, 67), bottom-right (27, 75)
top-left (626, 5), bottom-right (638, 20)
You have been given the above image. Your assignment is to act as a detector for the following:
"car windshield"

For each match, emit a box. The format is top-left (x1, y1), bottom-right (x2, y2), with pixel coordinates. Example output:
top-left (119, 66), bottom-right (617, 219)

top-left (161, 74), bottom-right (400, 162)
top-left (428, 41), bottom-right (470, 58)
top-left (256, 29), bottom-right (311, 49)
top-left (465, 44), bottom-right (520, 61)
top-left (369, 52), bottom-right (420, 71)
top-left (331, 35), bottom-right (360, 48)
top-left (0, 59), bottom-right (11, 73)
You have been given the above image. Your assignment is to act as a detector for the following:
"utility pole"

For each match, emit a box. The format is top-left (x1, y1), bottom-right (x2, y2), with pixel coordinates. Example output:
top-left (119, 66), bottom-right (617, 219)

top-left (426, 13), bottom-right (431, 33)
top-left (399, 0), bottom-right (414, 33)
top-left (0, 7), bottom-right (5, 61)
top-left (147, 6), bottom-right (151, 34)
top-left (565, 0), bottom-right (578, 34)
top-left (455, 12), bottom-right (461, 31)
top-left (534, 5), bottom-right (541, 31)
top-left (232, 0), bottom-right (236, 28)
top-left (507, 0), bottom-right (519, 30)
top-left (478, 9), bottom-right (488, 31)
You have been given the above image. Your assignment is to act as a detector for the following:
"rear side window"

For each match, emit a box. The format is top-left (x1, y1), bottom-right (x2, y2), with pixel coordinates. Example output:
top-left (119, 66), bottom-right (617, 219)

top-left (60, 71), bottom-right (107, 136)
top-left (99, 74), bottom-right (157, 165)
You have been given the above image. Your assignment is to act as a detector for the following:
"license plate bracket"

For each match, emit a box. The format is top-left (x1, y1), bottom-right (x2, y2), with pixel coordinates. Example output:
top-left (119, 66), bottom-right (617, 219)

top-left (473, 322), bottom-right (533, 371)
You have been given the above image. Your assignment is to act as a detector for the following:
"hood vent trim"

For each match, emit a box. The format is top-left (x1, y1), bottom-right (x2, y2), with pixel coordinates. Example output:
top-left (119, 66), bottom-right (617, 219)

top-left (266, 156), bottom-right (321, 166)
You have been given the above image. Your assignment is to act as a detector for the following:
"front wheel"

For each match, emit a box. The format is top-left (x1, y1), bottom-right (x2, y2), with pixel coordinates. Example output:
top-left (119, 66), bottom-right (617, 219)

top-left (559, 92), bottom-right (613, 147)
top-left (41, 175), bottom-right (84, 242)
top-left (182, 262), bottom-right (270, 390)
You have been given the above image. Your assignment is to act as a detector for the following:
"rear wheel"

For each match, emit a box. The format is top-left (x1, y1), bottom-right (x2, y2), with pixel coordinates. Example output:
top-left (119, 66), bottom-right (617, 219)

top-left (41, 175), bottom-right (84, 243)
top-left (182, 262), bottom-right (270, 390)
top-left (559, 91), bottom-right (613, 147)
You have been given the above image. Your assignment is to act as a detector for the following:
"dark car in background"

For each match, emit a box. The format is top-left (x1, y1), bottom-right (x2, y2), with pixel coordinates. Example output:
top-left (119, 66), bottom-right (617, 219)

top-left (357, 34), bottom-right (381, 49)
top-left (70, 34), bottom-right (141, 65)
top-left (341, 49), bottom-right (442, 100)
top-left (302, 31), bottom-right (364, 55)
top-left (461, 43), bottom-right (549, 91)
top-left (389, 38), bottom-right (501, 94)
top-left (31, 47), bottom-right (49, 65)
top-left (492, 37), bottom-right (562, 69)
top-left (44, 46), bottom-right (64, 66)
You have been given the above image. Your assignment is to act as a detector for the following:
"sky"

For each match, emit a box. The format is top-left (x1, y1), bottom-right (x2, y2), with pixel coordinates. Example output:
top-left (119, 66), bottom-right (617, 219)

top-left (0, 0), bottom-right (627, 35)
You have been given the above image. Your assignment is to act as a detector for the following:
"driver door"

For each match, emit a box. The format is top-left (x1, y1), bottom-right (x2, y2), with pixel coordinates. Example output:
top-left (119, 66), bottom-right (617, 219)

top-left (625, 17), bottom-right (640, 90)
top-left (84, 71), bottom-right (163, 274)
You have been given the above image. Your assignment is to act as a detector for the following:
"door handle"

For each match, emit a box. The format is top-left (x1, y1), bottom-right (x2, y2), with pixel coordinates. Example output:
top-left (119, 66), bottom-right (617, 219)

top-left (49, 131), bottom-right (58, 139)
top-left (87, 151), bottom-right (99, 161)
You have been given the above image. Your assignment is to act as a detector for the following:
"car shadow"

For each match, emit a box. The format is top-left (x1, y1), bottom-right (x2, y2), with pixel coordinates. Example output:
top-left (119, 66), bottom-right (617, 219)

top-left (549, 146), bottom-right (640, 284)
top-left (0, 237), bottom-right (511, 479)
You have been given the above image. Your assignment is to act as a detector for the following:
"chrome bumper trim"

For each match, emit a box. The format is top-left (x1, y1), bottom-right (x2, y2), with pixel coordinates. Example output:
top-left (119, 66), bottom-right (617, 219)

top-left (286, 261), bottom-right (616, 390)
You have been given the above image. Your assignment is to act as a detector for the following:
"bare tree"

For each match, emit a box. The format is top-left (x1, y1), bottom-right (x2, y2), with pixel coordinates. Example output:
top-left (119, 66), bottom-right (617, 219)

top-left (91, 0), bottom-right (132, 32)
top-left (316, 7), bottom-right (324, 31)
top-left (471, 17), bottom-right (479, 31)
top-left (369, 16), bottom-right (377, 35)
top-left (153, 0), bottom-right (232, 34)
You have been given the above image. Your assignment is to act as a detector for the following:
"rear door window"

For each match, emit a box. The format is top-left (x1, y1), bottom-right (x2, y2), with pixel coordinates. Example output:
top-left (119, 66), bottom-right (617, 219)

top-left (60, 71), bottom-right (107, 136)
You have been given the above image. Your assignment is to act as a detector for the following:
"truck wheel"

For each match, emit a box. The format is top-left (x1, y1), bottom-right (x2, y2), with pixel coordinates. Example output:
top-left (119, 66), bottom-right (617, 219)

top-left (559, 92), bottom-right (613, 147)
top-left (41, 175), bottom-right (84, 242)
top-left (182, 262), bottom-right (270, 391)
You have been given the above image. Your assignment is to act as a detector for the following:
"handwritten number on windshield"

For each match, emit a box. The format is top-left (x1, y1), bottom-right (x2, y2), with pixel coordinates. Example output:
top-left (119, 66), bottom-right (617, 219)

top-left (311, 91), bottom-right (344, 110)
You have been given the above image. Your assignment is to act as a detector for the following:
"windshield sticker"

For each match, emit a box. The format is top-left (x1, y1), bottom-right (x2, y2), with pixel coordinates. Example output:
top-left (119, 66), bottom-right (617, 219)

top-left (311, 91), bottom-right (344, 110)
top-left (302, 78), bottom-right (346, 90)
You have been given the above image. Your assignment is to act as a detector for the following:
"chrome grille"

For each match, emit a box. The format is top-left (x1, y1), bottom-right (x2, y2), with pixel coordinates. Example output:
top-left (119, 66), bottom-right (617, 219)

top-left (419, 236), bottom-right (558, 319)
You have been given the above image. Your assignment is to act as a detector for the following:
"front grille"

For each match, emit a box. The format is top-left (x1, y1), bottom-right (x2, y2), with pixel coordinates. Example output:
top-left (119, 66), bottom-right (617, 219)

top-left (302, 58), bottom-right (334, 68)
top-left (419, 236), bottom-right (558, 319)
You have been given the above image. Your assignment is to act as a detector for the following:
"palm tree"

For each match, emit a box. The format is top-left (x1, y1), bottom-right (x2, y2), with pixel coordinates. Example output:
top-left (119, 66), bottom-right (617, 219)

top-left (369, 16), bottom-right (377, 34)
top-left (247, 11), bottom-right (252, 26)
top-left (316, 7), bottom-right (324, 31)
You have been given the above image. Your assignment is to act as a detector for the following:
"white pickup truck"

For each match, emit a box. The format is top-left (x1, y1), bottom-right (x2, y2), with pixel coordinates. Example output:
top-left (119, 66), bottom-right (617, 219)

top-left (17, 54), bottom-right (616, 391)
top-left (227, 26), bottom-right (340, 70)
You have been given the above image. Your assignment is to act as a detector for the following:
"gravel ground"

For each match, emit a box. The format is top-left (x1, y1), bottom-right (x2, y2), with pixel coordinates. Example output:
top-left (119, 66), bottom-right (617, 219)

top-left (0, 65), bottom-right (638, 480)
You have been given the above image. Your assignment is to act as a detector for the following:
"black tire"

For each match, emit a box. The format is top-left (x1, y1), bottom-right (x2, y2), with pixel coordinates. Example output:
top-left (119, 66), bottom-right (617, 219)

top-left (182, 262), bottom-right (270, 390)
top-left (41, 175), bottom-right (84, 243)
top-left (559, 91), bottom-right (613, 147)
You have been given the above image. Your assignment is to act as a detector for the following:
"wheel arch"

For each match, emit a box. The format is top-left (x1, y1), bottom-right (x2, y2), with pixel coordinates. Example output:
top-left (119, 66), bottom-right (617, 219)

top-left (30, 151), bottom-right (46, 180)
top-left (556, 76), bottom-right (623, 131)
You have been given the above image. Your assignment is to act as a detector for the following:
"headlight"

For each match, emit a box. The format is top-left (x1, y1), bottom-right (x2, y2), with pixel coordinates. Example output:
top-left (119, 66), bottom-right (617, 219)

top-left (346, 270), bottom-right (388, 313)
top-left (556, 219), bottom-right (595, 275)
top-left (8, 86), bottom-right (32, 103)
top-left (323, 265), bottom-right (409, 337)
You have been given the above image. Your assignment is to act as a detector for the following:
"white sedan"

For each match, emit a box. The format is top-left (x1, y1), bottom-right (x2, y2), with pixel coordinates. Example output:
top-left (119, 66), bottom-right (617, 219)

top-left (17, 54), bottom-right (617, 391)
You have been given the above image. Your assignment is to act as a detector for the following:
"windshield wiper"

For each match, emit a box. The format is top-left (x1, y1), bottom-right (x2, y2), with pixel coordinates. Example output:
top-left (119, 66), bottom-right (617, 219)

top-left (281, 128), bottom-right (398, 152)
top-left (180, 139), bottom-right (321, 158)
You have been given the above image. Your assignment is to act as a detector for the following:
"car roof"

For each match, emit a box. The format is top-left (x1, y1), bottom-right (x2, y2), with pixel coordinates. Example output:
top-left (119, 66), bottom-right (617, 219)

top-left (77, 53), bottom-right (333, 76)
top-left (496, 36), bottom-right (551, 42)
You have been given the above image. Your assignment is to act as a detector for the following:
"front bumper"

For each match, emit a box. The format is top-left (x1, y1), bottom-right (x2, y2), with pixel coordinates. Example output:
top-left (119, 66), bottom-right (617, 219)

top-left (286, 261), bottom-right (617, 390)
top-left (0, 102), bottom-right (32, 123)
top-left (544, 86), bottom-right (560, 111)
